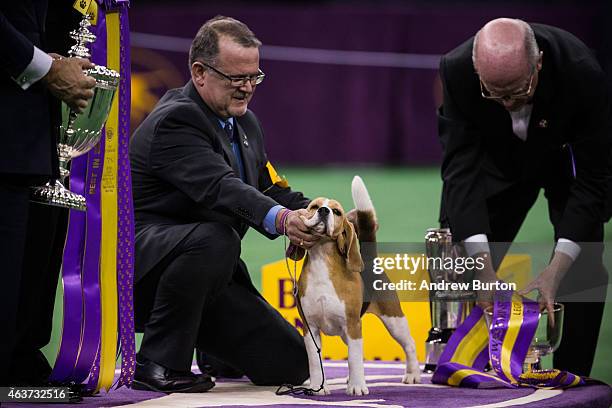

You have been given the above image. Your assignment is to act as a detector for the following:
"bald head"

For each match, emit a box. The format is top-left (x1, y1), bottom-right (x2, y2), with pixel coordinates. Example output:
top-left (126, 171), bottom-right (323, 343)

top-left (473, 18), bottom-right (539, 88)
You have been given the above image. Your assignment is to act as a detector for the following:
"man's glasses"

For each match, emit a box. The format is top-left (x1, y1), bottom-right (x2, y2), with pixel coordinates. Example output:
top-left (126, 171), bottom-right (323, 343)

top-left (479, 68), bottom-right (535, 102)
top-left (199, 62), bottom-right (265, 87)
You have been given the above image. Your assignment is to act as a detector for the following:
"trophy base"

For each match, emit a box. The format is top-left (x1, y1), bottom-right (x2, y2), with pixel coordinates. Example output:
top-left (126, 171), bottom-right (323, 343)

top-left (30, 181), bottom-right (86, 211)
top-left (423, 327), bottom-right (455, 373)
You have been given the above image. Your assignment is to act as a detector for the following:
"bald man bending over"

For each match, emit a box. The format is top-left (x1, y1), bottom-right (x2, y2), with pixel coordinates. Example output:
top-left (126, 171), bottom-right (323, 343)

top-left (438, 18), bottom-right (610, 376)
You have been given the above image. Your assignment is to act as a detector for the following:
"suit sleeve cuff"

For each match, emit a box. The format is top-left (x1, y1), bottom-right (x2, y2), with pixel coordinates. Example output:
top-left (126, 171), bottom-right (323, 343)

top-left (463, 233), bottom-right (490, 256)
top-left (13, 47), bottom-right (52, 90)
top-left (555, 238), bottom-right (581, 261)
top-left (263, 205), bottom-right (285, 235)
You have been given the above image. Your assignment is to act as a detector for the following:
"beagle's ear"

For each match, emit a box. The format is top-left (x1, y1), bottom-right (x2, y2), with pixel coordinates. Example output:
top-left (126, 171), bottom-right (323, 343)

top-left (286, 244), bottom-right (306, 262)
top-left (337, 218), bottom-right (364, 274)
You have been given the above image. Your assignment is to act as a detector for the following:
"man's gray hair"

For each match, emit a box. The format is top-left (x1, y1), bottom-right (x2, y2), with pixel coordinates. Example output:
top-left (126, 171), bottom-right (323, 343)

top-left (189, 15), bottom-right (261, 67)
top-left (472, 19), bottom-right (540, 70)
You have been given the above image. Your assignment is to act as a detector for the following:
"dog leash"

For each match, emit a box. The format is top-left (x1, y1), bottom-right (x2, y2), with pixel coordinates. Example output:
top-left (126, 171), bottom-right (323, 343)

top-left (276, 235), bottom-right (326, 396)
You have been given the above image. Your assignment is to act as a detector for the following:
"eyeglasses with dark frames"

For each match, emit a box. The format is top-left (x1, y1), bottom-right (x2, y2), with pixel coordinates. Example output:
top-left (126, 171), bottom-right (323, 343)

top-left (479, 68), bottom-right (535, 102)
top-left (199, 62), bottom-right (265, 87)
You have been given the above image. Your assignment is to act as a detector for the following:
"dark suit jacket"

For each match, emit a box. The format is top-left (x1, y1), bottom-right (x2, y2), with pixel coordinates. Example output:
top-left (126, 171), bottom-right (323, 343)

top-left (130, 80), bottom-right (310, 281)
top-left (439, 23), bottom-right (612, 242)
top-left (0, 2), bottom-right (58, 178)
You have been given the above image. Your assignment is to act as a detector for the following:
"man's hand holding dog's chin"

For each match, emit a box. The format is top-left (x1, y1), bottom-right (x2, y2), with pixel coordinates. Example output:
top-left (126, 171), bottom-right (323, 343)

top-left (276, 209), bottom-right (321, 249)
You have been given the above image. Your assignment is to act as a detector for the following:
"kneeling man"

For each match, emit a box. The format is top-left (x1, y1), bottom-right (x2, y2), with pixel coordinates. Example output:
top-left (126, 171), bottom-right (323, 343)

top-left (130, 16), bottom-right (320, 393)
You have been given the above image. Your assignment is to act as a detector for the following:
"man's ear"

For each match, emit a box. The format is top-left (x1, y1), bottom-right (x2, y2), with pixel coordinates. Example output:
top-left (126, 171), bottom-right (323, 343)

top-left (191, 62), bottom-right (206, 86)
top-left (337, 218), bottom-right (363, 273)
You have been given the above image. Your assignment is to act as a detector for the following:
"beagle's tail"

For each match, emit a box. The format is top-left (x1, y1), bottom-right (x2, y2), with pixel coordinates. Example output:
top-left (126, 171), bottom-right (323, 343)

top-left (351, 175), bottom-right (377, 242)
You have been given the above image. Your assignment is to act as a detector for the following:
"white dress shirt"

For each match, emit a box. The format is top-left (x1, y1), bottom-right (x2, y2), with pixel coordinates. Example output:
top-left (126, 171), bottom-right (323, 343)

top-left (13, 46), bottom-right (53, 90)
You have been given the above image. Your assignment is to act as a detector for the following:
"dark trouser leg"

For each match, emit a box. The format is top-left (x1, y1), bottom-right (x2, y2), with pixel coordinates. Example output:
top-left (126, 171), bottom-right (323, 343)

top-left (10, 202), bottom-right (67, 383)
top-left (136, 222), bottom-right (241, 372)
top-left (196, 261), bottom-right (308, 386)
top-left (0, 179), bottom-right (30, 386)
top-left (547, 187), bottom-right (607, 376)
top-left (554, 274), bottom-right (608, 376)
top-left (551, 208), bottom-right (606, 374)
top-left (486, 183), bottom-right (540, 269)
top-left (553, 300), bottom-right (606, 376)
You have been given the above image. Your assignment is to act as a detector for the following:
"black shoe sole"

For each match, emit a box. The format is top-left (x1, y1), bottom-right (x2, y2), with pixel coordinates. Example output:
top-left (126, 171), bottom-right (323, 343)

top-left (132, 379), bottom-right (215, 394)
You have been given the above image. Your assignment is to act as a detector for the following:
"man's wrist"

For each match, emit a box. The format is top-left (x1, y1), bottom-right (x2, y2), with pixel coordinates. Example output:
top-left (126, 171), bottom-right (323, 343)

top-left (275, 209), bottom-right (292, 235)
top-left (475, 252), bottom-right (497, 282)
top-left (14, 47), bottom-right (53, 90)
top-left (554, 238), bottom-right (580, 261)
top-left (463, 234), bottom-right (490, 257)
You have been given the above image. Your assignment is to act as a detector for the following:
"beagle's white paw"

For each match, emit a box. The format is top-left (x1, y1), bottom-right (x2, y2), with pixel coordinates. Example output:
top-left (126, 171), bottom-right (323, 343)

top-left (402, 371), bottom-right (421, 384)
top-left (312, 385), bottom-right (330, 395)
top-left (346, 381), bottom-right (369, 395)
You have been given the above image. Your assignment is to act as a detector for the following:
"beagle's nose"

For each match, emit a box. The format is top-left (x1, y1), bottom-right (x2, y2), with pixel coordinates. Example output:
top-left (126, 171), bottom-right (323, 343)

top-left (318, 207), bottom-right (330, 217)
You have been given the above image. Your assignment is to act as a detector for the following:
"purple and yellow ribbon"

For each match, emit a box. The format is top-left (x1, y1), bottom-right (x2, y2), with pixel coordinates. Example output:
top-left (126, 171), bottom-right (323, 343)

top-left (432, 293), bottom-right (585, 389)
top-left (52, 0), bottom-right (133, 392)
top-left (437, 305), bottom-right (489, 370)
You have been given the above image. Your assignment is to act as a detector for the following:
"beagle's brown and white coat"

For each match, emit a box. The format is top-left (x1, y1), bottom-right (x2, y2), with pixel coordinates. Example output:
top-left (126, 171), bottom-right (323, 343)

top-left (295, 176), bottom-right (420, 396)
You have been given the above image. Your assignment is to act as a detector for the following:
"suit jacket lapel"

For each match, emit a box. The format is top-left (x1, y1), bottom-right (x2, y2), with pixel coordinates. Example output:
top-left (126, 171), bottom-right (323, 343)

top-left (527, 40), bottom-right (555, 143)
top-left (183, 81), bottom-right (241, 175)
top-left (234, 121), bottom-right (258, 187)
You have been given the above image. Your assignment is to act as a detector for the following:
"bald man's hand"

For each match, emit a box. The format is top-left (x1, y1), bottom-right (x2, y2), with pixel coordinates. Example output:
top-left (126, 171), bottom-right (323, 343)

top-left (42, 55), bottom-right (96, 113)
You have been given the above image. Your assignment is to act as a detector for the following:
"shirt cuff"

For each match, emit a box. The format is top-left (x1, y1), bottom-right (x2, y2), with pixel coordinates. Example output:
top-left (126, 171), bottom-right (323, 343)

top-left (463, 233), bottom-right (490, 256)
top-left (13, 46), bottom-right (53, 90)
top-left (555, 238), bottom-right (581, 261)
top-left (263, 205), bottom-right (285, 235)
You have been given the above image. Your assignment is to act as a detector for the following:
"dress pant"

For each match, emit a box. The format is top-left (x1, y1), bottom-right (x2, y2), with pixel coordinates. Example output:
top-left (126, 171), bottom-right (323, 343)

top-left (484, 181), bottom-right (607, 377)
top-left (134, 222), bottom-right (308, 385)
top-left (10, 201), bottom-right (67, 384)
top-left (0, 178), bottom-right (31, 386)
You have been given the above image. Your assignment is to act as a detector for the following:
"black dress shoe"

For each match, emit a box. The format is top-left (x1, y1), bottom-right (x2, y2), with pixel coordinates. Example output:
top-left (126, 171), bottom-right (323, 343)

top-left (132, 357), bottom-right (215, 393)
top-left (9, 350), bottom-right (52, 386)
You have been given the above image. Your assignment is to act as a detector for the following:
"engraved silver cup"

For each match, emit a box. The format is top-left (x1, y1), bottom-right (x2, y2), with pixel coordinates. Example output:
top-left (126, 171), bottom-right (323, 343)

top-left (30, 15), bottom-right (119, 211)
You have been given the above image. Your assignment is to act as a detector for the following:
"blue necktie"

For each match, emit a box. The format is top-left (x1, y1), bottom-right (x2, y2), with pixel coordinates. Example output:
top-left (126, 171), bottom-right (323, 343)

top-left (224, 120), bottom-right (235, 143)
top-left (224, 120), bottom-right (245, 180)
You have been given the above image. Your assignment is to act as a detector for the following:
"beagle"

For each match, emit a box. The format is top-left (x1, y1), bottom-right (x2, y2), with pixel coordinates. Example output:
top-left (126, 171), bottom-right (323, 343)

top-left (294, 176), bottom-right (420, 395)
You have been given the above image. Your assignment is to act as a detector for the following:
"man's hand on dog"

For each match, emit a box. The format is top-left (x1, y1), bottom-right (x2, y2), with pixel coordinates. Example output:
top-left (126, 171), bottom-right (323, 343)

top-left (277, 209), bottom-right (322, 249)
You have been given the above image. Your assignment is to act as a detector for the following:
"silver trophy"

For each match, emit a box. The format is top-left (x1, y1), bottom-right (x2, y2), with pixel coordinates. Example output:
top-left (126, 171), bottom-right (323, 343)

top-left (484, 304), bottom-right (564, 373)
top-left (423, 228), bottom-right (476, 372)
top-left (30, 15), bottom-right (120, 211)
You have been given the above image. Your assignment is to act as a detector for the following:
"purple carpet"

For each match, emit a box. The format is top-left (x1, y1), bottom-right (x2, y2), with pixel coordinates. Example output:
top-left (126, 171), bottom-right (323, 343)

top-left (4, 362), bottom-right (611, 407)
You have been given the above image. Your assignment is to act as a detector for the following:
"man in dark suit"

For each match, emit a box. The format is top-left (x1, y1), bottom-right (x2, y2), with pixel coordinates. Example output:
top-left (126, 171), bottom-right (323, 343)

top-left (0, 2), bottom-right (96, 386)
top-left (130, 16), bottom-right (319, 393)
top-left (438, 18), bottom-right (610, 376)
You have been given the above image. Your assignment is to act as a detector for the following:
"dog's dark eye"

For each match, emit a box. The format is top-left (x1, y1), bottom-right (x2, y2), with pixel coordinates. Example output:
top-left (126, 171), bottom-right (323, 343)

top-left (310, 204), bottom-right (319, 210)
top-left (332, 209), bottom-right (342, 216)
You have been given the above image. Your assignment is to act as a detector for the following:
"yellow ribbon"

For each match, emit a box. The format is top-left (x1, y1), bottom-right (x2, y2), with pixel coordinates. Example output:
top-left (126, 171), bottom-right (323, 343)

top-left (449, 315), bottom-right (489, 367)
top-left (97, 11), bottom-right (120, 392)
top-left (266, 161), bottom-right (289, 188)
top-left (448, 368), bottom-right (508, 387)
top-left (499, 295), bottom-right (524, 384)
top-left (72, 0), bottom-right (98, 24)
